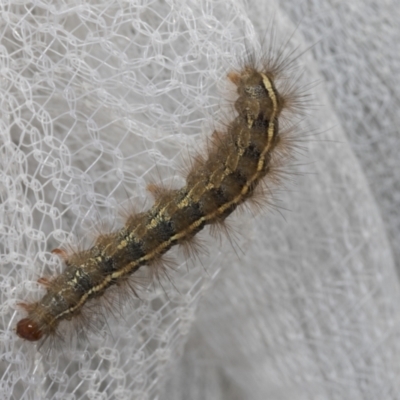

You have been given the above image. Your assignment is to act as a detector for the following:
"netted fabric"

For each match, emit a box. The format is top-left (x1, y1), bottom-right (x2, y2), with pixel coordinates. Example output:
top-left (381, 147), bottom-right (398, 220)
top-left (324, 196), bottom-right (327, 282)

top-left (0, 1), bottom-right (399, 400)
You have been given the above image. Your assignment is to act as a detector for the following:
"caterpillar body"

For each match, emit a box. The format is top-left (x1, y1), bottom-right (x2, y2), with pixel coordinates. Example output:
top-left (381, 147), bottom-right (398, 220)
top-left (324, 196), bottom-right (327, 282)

top-left (16, 58), bottom-right (299, 345)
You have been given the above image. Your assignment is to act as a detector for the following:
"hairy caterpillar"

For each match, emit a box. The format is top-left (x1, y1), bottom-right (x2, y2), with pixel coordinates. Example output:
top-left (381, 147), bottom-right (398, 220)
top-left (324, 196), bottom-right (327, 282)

top-left (15, 49), bottom-right (302, 345)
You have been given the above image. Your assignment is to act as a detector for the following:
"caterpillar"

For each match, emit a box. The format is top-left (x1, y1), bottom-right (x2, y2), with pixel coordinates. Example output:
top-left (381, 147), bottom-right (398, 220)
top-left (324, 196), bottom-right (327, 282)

top-left (15, 50), bottom-right (301, 346)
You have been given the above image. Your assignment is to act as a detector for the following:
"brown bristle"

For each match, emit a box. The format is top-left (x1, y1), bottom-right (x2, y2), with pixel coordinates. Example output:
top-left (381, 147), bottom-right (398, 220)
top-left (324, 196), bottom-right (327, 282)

top-left (51, 248), bottom-right (69, 260)
top-left (37, 277), bottom-right (51, 287)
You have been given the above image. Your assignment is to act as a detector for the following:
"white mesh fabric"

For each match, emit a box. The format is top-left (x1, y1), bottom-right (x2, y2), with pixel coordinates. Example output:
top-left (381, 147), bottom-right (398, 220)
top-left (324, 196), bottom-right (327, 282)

top-left (0, 1), bottom-right (399, 400)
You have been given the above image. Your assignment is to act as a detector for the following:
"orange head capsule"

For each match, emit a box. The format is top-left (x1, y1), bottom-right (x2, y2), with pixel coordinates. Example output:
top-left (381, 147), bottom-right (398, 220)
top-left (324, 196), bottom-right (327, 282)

top-left (16, 318), bottom-right (43, 341)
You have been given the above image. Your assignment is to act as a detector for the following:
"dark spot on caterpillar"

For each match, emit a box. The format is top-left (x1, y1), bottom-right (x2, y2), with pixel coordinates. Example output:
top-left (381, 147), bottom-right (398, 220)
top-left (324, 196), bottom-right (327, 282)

top-left (152, 219), bottom-right (176, 242)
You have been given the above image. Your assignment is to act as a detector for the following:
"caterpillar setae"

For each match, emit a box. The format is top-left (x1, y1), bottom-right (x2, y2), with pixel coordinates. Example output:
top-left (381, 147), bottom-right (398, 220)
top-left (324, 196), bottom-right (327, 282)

top-left (15, 48), bottom-right (303, 346)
